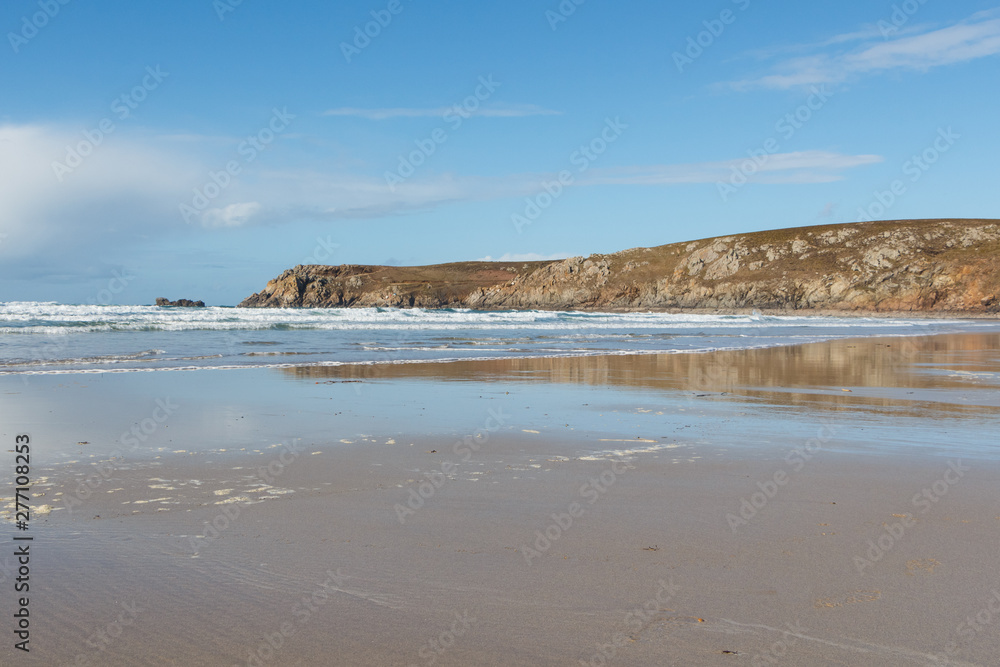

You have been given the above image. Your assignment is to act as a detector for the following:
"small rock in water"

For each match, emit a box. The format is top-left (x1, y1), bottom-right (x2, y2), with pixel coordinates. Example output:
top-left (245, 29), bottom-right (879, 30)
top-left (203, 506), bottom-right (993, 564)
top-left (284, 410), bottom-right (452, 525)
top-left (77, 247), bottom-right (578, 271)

top-left (155, 297), bottom-right (205, 307)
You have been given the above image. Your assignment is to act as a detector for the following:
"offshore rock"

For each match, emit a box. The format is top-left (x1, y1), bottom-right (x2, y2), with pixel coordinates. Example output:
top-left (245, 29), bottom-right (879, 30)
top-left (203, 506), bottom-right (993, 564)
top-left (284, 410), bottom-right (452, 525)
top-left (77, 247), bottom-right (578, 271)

top-left (156, 298), bottom-right (206, 307)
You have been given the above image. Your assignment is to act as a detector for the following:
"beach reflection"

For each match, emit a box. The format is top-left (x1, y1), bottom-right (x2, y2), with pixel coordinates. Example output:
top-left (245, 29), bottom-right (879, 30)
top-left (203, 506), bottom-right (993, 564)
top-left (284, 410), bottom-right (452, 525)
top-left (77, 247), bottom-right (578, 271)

top-left (282, 333), bottom-right (1000, 415)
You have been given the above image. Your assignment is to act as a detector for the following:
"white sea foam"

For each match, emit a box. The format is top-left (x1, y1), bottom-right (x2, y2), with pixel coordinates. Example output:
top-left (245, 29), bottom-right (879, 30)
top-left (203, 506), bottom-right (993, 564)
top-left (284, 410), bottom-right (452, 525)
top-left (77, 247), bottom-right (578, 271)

top-left (0, 301), bottom-right (971, 333)
top-left (1, 301), bottom-right (996, 376)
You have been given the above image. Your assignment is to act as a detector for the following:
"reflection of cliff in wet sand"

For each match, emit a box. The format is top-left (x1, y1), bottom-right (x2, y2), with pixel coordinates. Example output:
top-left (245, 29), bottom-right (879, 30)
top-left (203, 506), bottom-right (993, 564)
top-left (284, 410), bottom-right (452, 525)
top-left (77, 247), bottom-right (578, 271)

top-left (241, 218), bottom-right (1000, 314)
top-left (284, 333), bottom-right (1000, 417)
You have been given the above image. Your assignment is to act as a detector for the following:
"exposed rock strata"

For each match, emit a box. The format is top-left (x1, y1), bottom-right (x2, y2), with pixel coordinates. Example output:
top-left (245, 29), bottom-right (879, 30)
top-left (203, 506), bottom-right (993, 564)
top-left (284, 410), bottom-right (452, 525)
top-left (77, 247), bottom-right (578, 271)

top-left (239, 219), bottom-right (1000, 315)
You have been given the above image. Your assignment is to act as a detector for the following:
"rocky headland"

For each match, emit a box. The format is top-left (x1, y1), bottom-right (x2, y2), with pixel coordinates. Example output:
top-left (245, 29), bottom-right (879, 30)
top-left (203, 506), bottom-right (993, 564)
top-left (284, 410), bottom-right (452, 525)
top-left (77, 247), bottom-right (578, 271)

top-left (238, 219), bottom-right (1000, 315)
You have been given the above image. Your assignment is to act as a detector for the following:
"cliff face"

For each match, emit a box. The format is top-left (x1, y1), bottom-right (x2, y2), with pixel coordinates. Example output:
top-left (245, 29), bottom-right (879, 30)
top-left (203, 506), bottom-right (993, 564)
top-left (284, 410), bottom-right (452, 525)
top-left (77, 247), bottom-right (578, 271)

top-left (237, 261), bottom-right (553, 308)
top-left (239, 219), bottom-right (1000, 314)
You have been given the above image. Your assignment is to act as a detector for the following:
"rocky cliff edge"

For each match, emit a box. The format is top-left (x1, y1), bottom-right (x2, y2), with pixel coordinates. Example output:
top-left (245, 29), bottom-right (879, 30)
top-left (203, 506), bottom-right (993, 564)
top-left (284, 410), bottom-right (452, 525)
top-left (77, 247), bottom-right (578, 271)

top-left (238, 219), bottom-right (1000, 315)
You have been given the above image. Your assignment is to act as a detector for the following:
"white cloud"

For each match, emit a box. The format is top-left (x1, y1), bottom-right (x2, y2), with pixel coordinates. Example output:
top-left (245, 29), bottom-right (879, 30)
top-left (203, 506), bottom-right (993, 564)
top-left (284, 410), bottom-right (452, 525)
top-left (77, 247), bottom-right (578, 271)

top-left (732, 9), bottom-right (1000, 90)
top-left (0, 124), bottom-right (200, 259)
top-left (0, 123), bottom-right (881, 279)
top-left (744, 23), bottom-right (928, 61)
top-left (584, 151), bottom-right (882, 186)
top-left (323, 104), bottom-right (561, 120)
top-left (201, 202), bottom-right (262, 227)
top-left (847, 15), bottom-right (1000, 72)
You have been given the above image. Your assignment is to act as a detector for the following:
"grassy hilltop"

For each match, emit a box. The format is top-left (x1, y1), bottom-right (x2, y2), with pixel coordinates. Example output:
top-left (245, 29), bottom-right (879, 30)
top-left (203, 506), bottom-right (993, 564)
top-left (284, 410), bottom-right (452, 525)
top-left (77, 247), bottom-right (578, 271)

top-left (240, 219), bottom-right (1000, 315)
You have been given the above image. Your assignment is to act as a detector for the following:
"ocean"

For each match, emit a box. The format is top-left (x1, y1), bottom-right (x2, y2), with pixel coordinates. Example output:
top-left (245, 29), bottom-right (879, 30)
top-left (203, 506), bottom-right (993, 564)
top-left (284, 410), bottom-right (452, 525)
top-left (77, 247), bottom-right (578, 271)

top-left (3, 301), bottom-right (999, 375)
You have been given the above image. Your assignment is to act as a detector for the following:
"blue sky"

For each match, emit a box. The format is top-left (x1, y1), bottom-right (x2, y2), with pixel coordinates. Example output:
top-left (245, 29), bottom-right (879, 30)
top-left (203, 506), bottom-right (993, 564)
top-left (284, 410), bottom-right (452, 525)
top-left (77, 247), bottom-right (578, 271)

top-left (1, 0), bottom-right (998, 305)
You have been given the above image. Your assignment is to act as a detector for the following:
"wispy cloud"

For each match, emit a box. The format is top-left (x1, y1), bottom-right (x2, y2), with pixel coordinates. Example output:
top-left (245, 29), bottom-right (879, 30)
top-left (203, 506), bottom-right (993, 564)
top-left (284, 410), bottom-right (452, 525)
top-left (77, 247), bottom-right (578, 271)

top-left (322, 104), bottom-right (562, 120)
top-left (256, 151), bottom-right (879, 222)
top-left (732, 9), bottom-right (1000, 90)
top-left (0, 123), bottom-right (880, 280)
top-left (201, 202), bottom-right (262, 227)
top-left (585, 151), bottom-right (882, 186)
top-left (741, 24), bottom-right (892, 61)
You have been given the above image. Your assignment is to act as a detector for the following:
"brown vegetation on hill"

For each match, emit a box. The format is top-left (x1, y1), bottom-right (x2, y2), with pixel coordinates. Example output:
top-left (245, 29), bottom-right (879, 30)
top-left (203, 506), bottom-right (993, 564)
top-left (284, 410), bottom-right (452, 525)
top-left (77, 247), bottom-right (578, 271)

top-left (239, 219), bottom-right (1000, 315)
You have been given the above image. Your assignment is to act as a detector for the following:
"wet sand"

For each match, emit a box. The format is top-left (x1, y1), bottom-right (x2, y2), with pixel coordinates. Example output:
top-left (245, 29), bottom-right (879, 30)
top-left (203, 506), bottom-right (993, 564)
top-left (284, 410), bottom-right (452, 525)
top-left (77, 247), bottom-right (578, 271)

top-left (2, 333), bottom-right (1000, 665)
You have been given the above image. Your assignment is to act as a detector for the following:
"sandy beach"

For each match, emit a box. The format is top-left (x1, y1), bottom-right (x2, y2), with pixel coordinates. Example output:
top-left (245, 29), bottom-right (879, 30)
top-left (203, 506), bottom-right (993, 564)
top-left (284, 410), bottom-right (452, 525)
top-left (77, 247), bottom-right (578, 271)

top-left (3, 333), bottom-right (1000, 665)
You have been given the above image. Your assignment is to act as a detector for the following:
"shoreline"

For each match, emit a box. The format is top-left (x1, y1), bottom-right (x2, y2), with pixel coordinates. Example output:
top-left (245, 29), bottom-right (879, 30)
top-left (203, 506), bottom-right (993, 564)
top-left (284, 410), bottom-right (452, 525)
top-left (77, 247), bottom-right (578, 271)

top-left (6, 324), bottom-right (1000, 379)
top-left (7, 298), bottom-right (1000, 319)
top-left (234, 303), bottom-right (1000, 318)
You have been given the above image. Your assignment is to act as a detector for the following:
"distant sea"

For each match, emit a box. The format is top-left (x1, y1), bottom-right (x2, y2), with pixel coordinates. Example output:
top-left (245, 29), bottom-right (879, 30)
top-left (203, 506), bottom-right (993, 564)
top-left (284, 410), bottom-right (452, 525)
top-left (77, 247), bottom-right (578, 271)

top-left (2, 301), bottom-right (999, 375)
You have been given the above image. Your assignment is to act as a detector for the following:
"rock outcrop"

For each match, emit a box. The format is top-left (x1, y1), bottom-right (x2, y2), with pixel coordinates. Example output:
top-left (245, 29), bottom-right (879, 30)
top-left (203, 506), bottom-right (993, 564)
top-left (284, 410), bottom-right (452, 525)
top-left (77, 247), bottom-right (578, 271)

top-left (239, 219), bottom-right (1000, 315)
top-left (237, 262), bottom-right (552, 309)
top-left (156, 298), bottom-right (206, 307)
